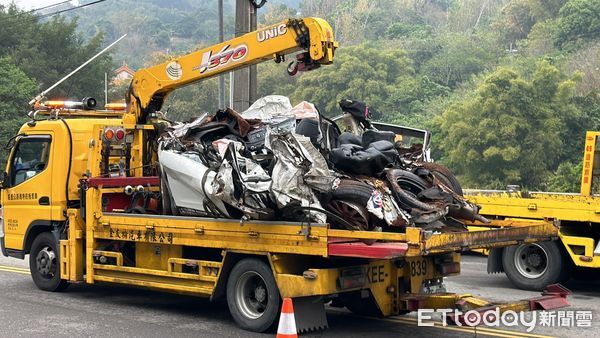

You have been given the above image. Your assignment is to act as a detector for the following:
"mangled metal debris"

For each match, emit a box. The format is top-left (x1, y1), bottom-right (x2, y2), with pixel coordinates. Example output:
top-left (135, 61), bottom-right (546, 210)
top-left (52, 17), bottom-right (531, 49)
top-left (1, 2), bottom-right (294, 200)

top-left (157, 95), bottom-right (488, 234)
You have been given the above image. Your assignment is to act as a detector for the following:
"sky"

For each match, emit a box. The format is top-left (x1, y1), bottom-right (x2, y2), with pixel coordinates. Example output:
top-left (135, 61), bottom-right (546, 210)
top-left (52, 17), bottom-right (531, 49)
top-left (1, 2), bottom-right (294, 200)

top-left (0, 0), bottom-right (79, 11)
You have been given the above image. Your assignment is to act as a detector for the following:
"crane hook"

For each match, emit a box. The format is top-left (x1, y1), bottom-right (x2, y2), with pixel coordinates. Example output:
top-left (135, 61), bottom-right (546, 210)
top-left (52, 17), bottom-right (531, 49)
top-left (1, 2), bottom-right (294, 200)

top-left (287, 61), bottom-right (299, 76)
top-left (250, 0), bottom-right (267, 9)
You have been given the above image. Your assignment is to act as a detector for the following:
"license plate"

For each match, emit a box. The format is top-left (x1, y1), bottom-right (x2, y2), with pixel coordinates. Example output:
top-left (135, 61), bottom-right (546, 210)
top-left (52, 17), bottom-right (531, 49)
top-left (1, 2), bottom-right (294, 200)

top-left (410, 259), bottom-right (428, 277)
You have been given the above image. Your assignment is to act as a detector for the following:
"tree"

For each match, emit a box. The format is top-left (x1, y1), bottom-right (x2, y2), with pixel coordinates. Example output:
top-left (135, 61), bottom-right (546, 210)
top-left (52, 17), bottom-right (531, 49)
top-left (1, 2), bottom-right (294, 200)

top-left (0, 57), bottom-right (37, 167)
top-left (162, 79), bottom-right (220, 122)
top-left (545, 161), bottom-right (582, 192)
top-left (0, 57), bottom-right (37, 120)
top-left (260, 3), bottom-right (297, 25)
top-left (285, 44), bottom-right (416, 118)
top-left (555, 0), bottom-right (600, 49)
top-left (0, 5), bottom-right (113, 101)
top-left (491, 0), bottom-right (536, 46)
top-left (421, 32), bottom-right (496, 88)
top-left (434, 61), bottom-right (581, 189)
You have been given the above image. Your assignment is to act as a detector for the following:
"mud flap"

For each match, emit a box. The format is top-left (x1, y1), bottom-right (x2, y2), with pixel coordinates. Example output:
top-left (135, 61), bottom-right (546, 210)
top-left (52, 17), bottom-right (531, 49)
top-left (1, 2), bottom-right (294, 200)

top-left (293, 296), bottom-right (328, 332)
top-left (487, 248), bottom-right (504, 274)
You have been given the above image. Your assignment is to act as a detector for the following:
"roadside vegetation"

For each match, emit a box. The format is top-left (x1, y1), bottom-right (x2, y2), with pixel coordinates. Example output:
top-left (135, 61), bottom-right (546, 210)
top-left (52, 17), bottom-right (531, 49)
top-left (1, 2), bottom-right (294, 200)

top-left (0, 0), bottom-right (598, 191)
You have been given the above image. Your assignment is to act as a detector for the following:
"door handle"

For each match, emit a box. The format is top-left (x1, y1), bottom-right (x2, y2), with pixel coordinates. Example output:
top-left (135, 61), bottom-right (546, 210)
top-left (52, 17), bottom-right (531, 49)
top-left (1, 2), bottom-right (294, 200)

top-left (38, 196), bottom-right (50, 205)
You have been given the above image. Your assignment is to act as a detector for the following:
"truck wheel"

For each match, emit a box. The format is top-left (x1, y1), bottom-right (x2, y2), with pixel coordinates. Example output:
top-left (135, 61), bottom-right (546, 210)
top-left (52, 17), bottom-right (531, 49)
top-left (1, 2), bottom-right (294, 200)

top-left (226, 258), bottom-right (281, 332)
top-left (502, 241), bottom-right (570, 291)
top-left (29, 232), bottom-right (69, 292)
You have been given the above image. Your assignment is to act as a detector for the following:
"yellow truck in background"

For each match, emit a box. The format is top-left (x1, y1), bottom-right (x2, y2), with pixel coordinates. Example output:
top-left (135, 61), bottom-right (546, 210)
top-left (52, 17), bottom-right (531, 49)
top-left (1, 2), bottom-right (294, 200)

top-left (0, 17), bottom-right (570, 333)
top-left (466, 131), bottom-right (600, 291)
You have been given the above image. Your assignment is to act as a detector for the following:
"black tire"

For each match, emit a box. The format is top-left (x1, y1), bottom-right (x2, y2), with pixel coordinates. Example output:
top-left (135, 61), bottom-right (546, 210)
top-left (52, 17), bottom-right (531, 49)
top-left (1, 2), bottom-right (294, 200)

top-left (502, 241), bottom-right (570, 291)
top-left (421, 162), bottom-right (463, 196)
top-left (331, 180), bottom-right (375, 205)
top-left (29, 232), bottom-right (69, 292)
top-left (327, 180), bottom-right (375, 231)
top-left (226, 258), bottom-right (281, 332)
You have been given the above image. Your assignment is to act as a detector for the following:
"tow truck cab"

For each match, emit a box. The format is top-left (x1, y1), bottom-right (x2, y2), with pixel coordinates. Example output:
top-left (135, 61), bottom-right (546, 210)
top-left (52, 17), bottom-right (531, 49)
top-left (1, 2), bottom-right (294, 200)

top-left (0, 116), bottom-right (123, 258)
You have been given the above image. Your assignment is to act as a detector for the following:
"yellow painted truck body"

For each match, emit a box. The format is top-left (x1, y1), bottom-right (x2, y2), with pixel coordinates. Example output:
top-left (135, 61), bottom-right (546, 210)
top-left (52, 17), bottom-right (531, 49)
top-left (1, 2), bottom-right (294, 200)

top-left (0, 109), bottom-right (567, 332)
top-left (0, 17), bottom-right (570, 332)
top-left (465, 131), bottom-right (600, 290)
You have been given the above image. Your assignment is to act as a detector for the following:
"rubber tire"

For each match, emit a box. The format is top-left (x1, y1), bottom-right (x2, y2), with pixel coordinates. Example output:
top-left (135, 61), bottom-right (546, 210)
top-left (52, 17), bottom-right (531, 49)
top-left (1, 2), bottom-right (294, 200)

top-left (421, 162), bottom-right (463, 196)
top-left (331, 180), bottom-right (374, 205)
top-left (502, 241), bottom-right (570, 291)
top-left (327, 180), bottom-right (376, 231)
top-left (29, 232), bottom-right (69, 292)
top-left (226, 258), bottom-right (281, 333)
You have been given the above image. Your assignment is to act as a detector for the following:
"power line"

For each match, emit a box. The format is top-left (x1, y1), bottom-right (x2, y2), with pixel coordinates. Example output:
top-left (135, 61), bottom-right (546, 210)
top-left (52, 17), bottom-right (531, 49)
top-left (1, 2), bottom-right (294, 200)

top-left (38, 0), bottom-right (108, 18)
top-left (0, 0), bottom-right (108, 26)
top-left (30, 0), bottom-right (73, 13)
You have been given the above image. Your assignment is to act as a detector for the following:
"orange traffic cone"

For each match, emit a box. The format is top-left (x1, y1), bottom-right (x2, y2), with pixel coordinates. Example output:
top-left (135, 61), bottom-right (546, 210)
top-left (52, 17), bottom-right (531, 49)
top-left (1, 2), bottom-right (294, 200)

top-left (276, 298), bottom-right (298, 338)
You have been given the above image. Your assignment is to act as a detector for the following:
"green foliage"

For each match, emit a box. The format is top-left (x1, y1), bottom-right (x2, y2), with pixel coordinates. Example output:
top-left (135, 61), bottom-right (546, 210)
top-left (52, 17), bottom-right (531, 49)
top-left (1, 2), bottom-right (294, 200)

top-left (163, 79), bottom-right (220, 122)
top-left (0, 5), bottom-right (113, 101)
top-left (545, 161), bottom-right (582, 192)
top-left (555, 0), bottom-right (600, 49)
top-left (434, 61), bottom-right (582, 189)
top-left (68, 0), bottom-right (236, 69)
top-left (0, 0), bottom-right (597, 191)
top-left (285, 45), bottom-right (416, 118)
top-left (492, 0), bottom-right (537, 45)
top-left (386, 23), bottom-right (432, 39)
top-left (256, 62), bottom-right (297, 99)
top-left (0, 118), bottom-right (27, 170)
top-left (0, 57), bottom-right (36, 168)
top-left (421, 33), bottom-right (497, 88)
top-left (0, 57), bottom-right (37, 120)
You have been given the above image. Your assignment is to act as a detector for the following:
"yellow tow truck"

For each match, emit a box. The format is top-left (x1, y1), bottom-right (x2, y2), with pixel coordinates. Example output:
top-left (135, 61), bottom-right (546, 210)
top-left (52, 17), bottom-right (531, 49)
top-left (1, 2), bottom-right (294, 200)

top-left (0, 17), bottom-right (569, 332)
top-left (466, 131), bottom-right (600, 291)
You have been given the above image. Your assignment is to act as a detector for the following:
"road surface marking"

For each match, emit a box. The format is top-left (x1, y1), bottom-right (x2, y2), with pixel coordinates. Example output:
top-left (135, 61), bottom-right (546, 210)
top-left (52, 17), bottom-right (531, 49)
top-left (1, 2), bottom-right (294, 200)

top-left (0, 265), bottom-right (30, 275)
top-left (387, 317), bottom-right (525, 337)
top-left (393, 316), bottom-right (553, 338)
top-left (328, 308), bottom-right (553, 338)
top-left (0, 265), bottom-right (554, 338)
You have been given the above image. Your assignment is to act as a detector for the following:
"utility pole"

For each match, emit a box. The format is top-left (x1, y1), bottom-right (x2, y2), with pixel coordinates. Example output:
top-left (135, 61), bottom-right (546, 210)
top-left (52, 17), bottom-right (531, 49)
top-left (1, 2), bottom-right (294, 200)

top-left (218, 0), bottom-right (225, 109)
top-left (232, 0), bottom-right (259, 112)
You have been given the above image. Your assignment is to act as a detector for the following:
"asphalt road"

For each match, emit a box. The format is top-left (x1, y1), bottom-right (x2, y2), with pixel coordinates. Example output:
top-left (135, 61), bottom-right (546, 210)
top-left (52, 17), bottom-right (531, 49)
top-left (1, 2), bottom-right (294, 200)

top-left (0, 254), bottom-right (598, 337)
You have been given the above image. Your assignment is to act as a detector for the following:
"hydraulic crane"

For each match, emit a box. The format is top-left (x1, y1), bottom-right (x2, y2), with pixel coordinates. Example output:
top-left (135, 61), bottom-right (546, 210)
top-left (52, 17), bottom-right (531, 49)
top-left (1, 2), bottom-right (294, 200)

top-left (126, 17), bottom-right (337, 124)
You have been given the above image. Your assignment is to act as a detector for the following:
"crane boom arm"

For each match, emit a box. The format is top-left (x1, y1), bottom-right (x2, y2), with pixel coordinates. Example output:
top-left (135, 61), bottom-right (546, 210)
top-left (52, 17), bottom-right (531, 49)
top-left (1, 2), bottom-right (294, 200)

top-left (128, 17), bottom-right (338, 123)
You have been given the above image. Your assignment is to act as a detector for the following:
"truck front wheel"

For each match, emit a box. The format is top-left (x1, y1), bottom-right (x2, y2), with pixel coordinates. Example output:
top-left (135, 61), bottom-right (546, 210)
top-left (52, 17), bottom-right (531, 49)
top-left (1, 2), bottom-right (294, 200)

top-left (29, 232), bottom-right (69, 292)
top-left (226, 258), bottom-right (281, 332)
top-left (502, 241), bottom-right (570, 291)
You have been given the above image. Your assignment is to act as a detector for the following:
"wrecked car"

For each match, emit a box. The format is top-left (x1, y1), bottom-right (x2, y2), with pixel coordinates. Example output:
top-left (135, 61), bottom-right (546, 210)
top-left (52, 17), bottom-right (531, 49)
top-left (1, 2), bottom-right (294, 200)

top-left (157, 95), bottom-right (487, 234)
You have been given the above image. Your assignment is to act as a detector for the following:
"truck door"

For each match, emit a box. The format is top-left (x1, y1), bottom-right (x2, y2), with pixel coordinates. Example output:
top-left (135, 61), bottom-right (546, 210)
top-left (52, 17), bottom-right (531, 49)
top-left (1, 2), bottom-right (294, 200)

top-left (1, 134), bottom-right (53, 251)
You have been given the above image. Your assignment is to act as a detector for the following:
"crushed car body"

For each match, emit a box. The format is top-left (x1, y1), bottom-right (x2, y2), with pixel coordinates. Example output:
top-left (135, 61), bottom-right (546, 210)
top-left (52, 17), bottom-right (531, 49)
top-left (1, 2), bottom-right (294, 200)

top-left (157, 95), bottom-right (488, 233)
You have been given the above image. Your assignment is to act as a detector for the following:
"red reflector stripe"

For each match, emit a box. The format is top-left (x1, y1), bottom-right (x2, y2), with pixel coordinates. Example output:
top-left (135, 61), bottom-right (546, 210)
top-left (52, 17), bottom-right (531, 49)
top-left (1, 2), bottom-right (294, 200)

top-left (328, 241), bottom-right (408, 259)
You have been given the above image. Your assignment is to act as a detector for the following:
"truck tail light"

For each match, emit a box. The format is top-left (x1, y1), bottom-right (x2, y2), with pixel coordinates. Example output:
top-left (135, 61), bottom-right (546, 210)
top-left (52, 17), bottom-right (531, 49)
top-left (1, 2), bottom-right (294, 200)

top-left (115, 128), bottom-right (125, 141)
top-left (337, 267), bottom-right (366, 290)
top-left (103, 128), bottom-right (114, 141)
top-left (437, 262), bottom-right (460, 275)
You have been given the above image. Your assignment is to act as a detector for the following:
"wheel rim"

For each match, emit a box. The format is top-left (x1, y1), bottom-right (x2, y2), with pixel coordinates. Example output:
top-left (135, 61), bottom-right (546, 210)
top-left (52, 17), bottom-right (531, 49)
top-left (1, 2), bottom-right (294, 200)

top-left (514, 243), bottom-right (548, 279)
top-left (36, 246), bottom-right (56, 279)
top-left (326, 200), bottom-right (369, 231)
top-left (235, 271), bottom-right (269, 320)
